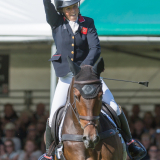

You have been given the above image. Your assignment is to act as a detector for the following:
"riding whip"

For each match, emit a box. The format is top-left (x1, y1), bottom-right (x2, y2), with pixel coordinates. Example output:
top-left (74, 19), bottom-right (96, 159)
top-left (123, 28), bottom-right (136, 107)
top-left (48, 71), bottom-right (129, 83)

top-left (102, 78), bottom-right (149, 87)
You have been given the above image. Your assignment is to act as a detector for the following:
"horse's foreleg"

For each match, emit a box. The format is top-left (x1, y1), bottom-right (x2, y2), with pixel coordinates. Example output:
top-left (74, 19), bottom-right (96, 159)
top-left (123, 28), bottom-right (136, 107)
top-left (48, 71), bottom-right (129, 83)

top-left (99, 135), bottom-right (125, 160)
top-left (63, 141), bottom-right (86, 160)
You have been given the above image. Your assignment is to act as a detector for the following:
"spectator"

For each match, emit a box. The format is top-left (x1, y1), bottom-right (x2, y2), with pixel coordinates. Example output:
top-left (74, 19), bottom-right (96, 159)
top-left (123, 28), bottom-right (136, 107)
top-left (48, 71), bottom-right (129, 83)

top-left (129, 104), bottom-right (141, 123)
top-left (4, 139), bottom-right (19, 160)
top-left (157, 150), bottom-right (160, 160)
top-left (2, 122), bottom-right (21, 151)
top-left (18, 139), bottom-right (42, 160)
top-left (141, 133), bottom-right (151, 150)
top-left (0, 118), bottom-right (3, 136)
top-left (15, 110), bottom-right (32, 144)
top-left (0, 119), bottom-right (7, 137)
top-left (148, 145), bottom-right (158, 160)
top-left (154, 128), bottom-right (160, 150)
top-left (141, 133), bottom-right (151, 160)
top-left (32, 103), bottom-right (46, 123)
top-left (37, 118), bottom-right (46, 138)
top-left (132, 119), bottom-right (145, 140)
top-left (143, 111), bottom-right (155, 132)
top-left (26, 124), bottom-right (37, 141)
top-left (149, 128), bottom-right (156, 140)
top-left (0, 140), bottom-right (7, 159)
top-left (36, 118), bottom-right (46, 153)
top-left (3, 103), bottom-right (18, 124)
top-left (25, 124), bottom-right (41, 149)
top-left (154, 104), bottom-right (160, 127)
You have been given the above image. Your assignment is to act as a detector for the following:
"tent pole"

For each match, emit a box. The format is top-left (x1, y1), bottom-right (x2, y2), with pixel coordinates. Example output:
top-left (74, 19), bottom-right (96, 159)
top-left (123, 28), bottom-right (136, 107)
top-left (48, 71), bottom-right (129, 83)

top-left (50, 43), bottom-right (57, 112)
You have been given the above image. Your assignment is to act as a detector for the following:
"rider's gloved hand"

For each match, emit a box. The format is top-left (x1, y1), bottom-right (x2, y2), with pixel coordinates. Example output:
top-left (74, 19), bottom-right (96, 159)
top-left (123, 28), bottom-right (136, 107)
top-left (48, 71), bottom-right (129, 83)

top-left (38, 154), bottom-right (53, 160)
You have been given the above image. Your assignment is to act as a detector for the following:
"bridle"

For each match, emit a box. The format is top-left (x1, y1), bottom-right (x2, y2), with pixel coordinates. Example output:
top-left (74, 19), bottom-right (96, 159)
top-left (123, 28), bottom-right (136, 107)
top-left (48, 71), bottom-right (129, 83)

top-left (68, 79), bottom-right (102, 129)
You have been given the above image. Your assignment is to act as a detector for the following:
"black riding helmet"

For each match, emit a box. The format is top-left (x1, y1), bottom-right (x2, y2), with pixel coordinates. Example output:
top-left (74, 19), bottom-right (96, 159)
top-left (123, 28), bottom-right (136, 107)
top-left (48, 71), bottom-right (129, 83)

top-left (54, 0), bottom-right (80, 10)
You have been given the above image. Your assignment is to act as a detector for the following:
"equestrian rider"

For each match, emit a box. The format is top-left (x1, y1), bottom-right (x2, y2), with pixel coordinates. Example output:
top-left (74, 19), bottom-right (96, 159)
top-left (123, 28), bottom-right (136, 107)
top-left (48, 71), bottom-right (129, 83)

top-left (40, 0), bottom-right (146, 159)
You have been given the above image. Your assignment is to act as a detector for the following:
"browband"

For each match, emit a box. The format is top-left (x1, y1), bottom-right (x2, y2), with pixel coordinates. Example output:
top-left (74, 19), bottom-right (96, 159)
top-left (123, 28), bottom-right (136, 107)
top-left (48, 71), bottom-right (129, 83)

top-left (74, 80), bottom-right (101, 85)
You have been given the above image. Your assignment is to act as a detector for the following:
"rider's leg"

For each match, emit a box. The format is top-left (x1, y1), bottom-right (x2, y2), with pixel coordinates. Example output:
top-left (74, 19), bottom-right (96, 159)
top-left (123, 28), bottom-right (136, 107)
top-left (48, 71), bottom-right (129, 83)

top-left (118, 108), bottom-right (146, 157)
top-left (42, 73), bottom-right (72, 160)
top-left (101, 79), bottom-right (121, 115)
top-left (101, 79), bottom-right (146, 158)
top-left (49, 72), bottom-right (72, 127)
top-left (45, 119), bottom-right (54, 155)
top-left (38, 119), bottom-right (54, 160)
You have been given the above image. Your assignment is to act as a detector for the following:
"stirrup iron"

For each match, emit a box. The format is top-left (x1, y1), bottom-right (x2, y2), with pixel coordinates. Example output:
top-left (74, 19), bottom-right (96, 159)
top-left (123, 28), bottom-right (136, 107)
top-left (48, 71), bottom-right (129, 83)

top-left (126, 139), bottom-right (147, 160)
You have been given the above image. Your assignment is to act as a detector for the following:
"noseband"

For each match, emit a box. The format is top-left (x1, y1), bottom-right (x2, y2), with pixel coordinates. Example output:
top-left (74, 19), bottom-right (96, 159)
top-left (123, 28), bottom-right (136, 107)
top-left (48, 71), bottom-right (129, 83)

top-left (69, 79), bottom-right (102, 129)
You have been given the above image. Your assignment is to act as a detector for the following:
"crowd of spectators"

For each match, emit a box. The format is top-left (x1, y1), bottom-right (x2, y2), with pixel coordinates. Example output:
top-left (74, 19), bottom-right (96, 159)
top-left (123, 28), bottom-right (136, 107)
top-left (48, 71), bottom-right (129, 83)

top-left (0, 103), bottom-right (160, 160)
top-left (123, 104), bottom-right (160, 160)
top-left (0, 103), bottom-right (47, 160)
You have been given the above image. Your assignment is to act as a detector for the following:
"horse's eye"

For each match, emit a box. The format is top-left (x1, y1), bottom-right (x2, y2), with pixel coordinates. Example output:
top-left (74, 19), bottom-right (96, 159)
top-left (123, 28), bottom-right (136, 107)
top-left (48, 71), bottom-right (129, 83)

top-left (75, 95), bottom-right (79, 101)
top-left (75, 95), bottom-right (78, 99)
top-left (74, 88), bottom-right (80, 101)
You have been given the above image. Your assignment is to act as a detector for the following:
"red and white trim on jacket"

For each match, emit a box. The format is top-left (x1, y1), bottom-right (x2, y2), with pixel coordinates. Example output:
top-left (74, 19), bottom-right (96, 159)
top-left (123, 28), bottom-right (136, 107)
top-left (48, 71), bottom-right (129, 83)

top-left (78, 15), bottom-right (85, 23)
top-left (53, 54), bottom-right (61, 56)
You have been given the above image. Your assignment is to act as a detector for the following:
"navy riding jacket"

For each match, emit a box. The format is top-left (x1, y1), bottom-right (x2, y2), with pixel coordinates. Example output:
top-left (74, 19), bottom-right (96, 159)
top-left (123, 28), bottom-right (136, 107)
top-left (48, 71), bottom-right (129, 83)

top-left (43, 0), bottom-right (101, 77)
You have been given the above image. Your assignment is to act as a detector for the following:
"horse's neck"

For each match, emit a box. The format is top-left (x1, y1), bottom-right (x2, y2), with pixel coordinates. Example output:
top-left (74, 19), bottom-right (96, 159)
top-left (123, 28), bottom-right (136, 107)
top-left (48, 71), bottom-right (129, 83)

top-left (62, 78), bottom-right (83, 135)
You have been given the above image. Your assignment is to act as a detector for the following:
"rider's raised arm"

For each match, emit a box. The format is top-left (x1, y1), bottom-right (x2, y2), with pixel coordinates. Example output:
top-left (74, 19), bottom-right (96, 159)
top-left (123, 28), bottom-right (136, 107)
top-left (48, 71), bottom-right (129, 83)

top-left (43, 0), bottom-right (62, 27)
top-left (81, 19), bottom-right (101, 66)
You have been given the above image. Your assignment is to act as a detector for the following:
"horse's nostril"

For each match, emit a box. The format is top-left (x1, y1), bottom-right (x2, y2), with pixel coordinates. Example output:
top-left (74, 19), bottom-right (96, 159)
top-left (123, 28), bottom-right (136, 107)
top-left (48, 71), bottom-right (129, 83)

top-left (82, 136), bottom-right (87, 141)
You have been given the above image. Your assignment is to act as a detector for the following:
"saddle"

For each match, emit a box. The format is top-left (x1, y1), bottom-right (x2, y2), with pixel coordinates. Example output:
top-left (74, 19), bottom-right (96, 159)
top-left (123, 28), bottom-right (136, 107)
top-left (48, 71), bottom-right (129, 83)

top-left (101, 102), bottom-right (121, 129)
top-left (51, 105), bottom-right (66, 146)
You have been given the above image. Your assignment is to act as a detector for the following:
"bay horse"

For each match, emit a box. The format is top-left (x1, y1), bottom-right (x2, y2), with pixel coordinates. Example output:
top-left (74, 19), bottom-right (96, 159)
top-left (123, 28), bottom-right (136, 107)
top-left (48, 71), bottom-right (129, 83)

top-left (54, 57), bottom-right (127, 160)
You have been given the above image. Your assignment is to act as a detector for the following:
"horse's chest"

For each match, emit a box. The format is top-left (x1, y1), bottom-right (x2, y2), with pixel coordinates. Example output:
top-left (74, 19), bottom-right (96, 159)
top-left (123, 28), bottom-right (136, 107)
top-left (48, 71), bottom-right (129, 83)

top-left (63, 141), bottom-right (100, 160)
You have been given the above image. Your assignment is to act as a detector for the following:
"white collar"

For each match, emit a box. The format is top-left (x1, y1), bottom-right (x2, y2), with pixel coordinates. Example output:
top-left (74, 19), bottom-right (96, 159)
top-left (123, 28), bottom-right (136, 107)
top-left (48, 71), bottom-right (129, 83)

top-left (67, 17), bottom-right (78, 23)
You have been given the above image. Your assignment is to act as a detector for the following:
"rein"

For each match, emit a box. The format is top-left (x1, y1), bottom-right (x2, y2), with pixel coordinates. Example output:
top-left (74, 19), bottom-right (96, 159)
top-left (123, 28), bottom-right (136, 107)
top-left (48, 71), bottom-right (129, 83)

top-left (69, 79), bottom-right (102, 129)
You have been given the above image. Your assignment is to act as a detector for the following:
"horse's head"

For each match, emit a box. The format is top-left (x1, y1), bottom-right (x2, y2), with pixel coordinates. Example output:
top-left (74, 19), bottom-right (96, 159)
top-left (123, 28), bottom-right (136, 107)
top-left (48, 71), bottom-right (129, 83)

top-left (68, 57), bottom-right (104, 149)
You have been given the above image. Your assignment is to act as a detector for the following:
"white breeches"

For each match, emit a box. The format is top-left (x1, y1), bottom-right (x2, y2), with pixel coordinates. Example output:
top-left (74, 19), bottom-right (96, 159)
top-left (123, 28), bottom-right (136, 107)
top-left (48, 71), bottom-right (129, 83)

top-left (49, 72), bottom-right (120, 127)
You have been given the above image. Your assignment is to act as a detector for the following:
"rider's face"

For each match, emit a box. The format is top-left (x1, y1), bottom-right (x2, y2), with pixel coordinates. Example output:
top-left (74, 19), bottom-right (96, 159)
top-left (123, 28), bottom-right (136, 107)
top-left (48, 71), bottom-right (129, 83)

top-left (63, 3), bottom-right (79, 21)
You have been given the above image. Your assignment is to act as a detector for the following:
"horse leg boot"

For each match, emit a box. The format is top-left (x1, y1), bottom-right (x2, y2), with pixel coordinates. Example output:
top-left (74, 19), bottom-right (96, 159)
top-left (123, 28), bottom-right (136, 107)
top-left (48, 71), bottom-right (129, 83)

top-left (118, 108), bottom-right (146, 159)
top-left (38, 119), bottom-right (54, 160)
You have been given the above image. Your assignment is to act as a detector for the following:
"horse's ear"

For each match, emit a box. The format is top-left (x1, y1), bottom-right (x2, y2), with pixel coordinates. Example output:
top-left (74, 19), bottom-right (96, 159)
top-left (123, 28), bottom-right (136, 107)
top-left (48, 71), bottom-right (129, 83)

top-left (92, 57), bottom-right (104, 75)
top-left (67, 56), bottom-right (81, 76)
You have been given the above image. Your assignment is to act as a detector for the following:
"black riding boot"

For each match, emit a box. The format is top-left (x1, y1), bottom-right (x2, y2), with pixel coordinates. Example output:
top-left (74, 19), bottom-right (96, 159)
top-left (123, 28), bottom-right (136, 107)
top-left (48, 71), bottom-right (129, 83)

top-left (118, 110), bottom-right (146, 159)
top-left (46, 119), bottom-right (54, 155)
top-left (38, 119), bottom-right (54, 160)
